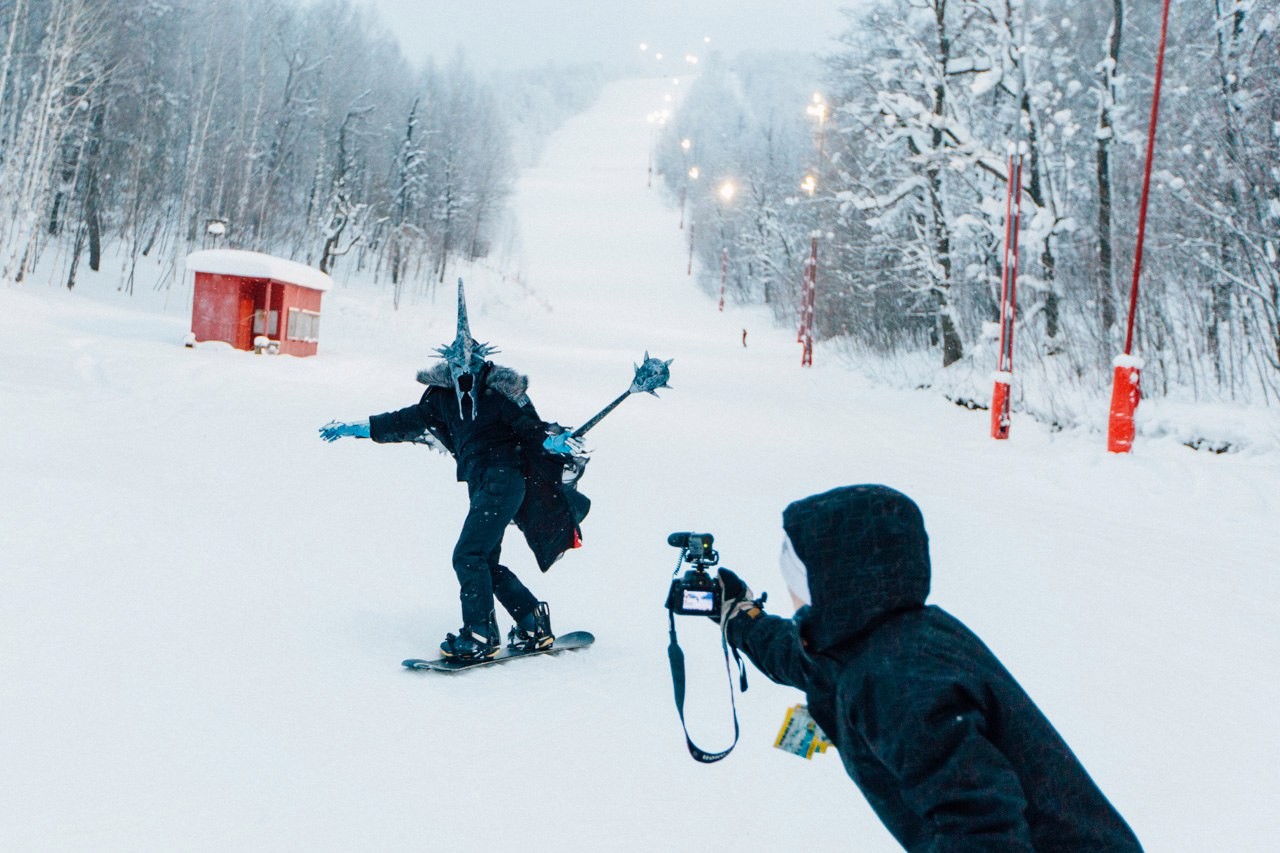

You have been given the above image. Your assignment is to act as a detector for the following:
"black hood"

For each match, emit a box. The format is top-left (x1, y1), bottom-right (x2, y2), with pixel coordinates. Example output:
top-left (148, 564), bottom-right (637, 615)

top-left (782, 484), bottom-right (931, 653)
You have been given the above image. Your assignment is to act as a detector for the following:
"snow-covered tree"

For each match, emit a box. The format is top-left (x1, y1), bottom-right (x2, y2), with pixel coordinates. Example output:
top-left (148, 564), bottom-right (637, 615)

top-left (663, 0), bottom-right (1280, 406)
top-left (0, 0), bottom-right (590, 303)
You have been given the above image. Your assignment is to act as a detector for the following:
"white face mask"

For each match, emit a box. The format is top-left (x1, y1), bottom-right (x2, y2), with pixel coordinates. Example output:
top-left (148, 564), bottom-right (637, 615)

top-left (779, 533), bottom-right (811, 607)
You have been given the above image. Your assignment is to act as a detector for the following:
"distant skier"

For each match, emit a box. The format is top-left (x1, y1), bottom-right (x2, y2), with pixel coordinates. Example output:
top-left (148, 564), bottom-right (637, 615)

top-left (319, 279), bottom-right (586, 661)
top-left (741, 328), bottom-right (747, 348)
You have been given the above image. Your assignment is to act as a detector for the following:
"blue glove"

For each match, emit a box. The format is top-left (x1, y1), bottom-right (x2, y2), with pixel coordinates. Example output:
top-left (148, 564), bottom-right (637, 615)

top-left (542, 432), bottom-right (583, 456)
top-left (319, 419), bottom-right (370, 442)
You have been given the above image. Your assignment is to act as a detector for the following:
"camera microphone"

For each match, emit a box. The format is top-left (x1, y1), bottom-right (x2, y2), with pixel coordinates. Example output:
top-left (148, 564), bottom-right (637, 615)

top-left (668, 531), bottom-right (715, 549)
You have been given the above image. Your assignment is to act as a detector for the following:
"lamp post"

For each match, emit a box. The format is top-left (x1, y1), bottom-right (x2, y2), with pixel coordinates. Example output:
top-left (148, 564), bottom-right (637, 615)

top-left (204, 218), bottom-right (228, 249)
top-left (806, 93), bottom-right (827, 167)
top-left (716, 179), bottom-right (736, 309)
top-left (798, 175), bottom-right (819, 366)
top-left (799, 95), bottom-right (828, 367)
top-left (646, 108), bottom-right (669, 188)
top-left (679, 138), bottom-right (692, 229)
top-left (686, 166), bottom-right (700, 275)
top-left (688, 221), bottom-right (695, 276)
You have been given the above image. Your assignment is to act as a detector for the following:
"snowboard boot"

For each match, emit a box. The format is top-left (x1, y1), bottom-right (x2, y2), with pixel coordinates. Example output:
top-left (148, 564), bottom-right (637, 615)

top-left (507, 601), bottom-right (554, 651)
top-left (440, 612), bottom-right (500, 660)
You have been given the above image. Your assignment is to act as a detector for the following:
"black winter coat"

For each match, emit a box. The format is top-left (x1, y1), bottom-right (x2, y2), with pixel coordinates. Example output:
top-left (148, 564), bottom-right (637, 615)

top-left (729, 485), bottom-right (1142, 852)
top-left (369, 361), bottom-right (546, 482)
top-left (368, 362), bottom-right (589, 571)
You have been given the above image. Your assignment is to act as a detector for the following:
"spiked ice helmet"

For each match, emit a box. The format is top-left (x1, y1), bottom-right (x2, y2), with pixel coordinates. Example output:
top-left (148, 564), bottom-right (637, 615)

top-left (433, 278), bottom-right (498, 417)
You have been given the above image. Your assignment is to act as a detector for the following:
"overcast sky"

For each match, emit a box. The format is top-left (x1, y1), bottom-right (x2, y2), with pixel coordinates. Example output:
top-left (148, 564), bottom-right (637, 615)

top-left (352, 1), bottom-right (852, 72)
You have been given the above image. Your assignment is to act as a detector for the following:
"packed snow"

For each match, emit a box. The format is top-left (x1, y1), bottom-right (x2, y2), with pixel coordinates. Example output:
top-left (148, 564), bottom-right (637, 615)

top-left (2, 78), bottom-right (1278, 852)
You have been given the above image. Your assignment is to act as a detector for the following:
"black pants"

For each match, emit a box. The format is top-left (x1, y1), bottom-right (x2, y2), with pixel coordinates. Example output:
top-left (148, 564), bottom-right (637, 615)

top-left (452, 465), bottom-right (538, 628)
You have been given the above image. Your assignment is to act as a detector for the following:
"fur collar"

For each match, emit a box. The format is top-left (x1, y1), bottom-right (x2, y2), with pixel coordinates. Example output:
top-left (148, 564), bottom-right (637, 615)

top-left (416, 362), bottom-right (530, 405)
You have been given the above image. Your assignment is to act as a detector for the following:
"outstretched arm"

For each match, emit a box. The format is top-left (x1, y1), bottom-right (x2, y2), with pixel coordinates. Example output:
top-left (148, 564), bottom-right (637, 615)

top-left (716, 569), bottom-right (805, 689)
top-left (369, 390), bottom-right (451, 452)
top-left (727, 609), bottom-right (809, 691)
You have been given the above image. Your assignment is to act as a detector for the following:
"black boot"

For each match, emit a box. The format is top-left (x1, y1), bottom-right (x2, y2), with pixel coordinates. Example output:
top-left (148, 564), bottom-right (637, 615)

top-left (440, 612), bottom-right (500, 660)
top-left (507, 601), bottom-right (554, 651)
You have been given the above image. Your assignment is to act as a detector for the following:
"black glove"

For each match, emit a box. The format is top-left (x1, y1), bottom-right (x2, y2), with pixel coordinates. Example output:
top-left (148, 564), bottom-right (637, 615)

top-left (712, 568), bottom-right (765, 625)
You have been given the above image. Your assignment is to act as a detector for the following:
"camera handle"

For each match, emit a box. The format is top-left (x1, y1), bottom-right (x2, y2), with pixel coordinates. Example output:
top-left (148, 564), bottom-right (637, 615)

top-left (666, 603), bottom-right (749, 764)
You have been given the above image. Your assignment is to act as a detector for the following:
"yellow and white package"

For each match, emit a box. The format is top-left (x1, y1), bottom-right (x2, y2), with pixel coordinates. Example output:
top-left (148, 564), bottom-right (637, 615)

top-left (774, 704), bottom-right (831, 760)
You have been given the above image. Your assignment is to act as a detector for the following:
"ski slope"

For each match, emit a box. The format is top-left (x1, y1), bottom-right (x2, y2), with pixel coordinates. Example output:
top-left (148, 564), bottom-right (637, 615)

top-left (3, 77), bottom-right (1279, 852)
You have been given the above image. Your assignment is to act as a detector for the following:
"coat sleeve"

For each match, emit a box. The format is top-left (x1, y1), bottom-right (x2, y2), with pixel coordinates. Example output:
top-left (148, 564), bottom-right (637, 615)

top-left (727, 613), bottom-right (809, 690)
top-left (369, 390), bottom-right (453, 453)
top-left (860, 673), bottom-right (1036, 850)
top-left (494, 393), bottom-right (548, 449)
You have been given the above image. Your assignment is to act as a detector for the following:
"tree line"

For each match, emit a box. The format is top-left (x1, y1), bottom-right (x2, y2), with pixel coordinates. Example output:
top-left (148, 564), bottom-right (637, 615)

top-left (660, 0), bottom-right (1279, 414)
top-left (0, 0), bottom-right (603, 303)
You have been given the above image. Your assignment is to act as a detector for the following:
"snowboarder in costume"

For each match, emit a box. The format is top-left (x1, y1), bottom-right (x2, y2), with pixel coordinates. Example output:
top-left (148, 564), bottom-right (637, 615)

top-left (319, 279), bottom-right (586, 661)
top-left (715, 485), bottom-right (1143, 850)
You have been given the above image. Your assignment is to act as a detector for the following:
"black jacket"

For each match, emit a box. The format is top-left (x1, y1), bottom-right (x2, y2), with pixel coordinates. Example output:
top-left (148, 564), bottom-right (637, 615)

top-left (729, 485), bottom-right (1142, 852)
top-left (368, 362), bottom-right (589, 570)
top-left (369, 361), bottom-right (546, 482)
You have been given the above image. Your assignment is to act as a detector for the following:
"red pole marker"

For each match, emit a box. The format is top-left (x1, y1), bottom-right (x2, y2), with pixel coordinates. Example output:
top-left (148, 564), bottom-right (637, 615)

top-left (1107, 356), bottom-right (1143, 453)
top-left (991, 151), bottom-right (1023, 439)
top-left (718, 247), bottom-right (728, 311)
top-left (801, 236), bottom-right (818, 366)
top-left (797, 257), bottom-right (809, 343)
top-left (1108, 0), bottom-right (1170, 453)
top-left (991, 371), bottom-right (1013, 439)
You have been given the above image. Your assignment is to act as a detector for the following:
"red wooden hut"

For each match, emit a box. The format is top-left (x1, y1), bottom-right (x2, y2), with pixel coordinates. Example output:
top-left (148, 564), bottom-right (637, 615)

top-left (186, 249), bottom-right (333, 357)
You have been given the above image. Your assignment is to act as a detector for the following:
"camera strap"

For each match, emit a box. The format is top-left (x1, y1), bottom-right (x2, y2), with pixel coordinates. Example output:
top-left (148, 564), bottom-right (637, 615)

top-left (666, 610), bottom-right (749, 763)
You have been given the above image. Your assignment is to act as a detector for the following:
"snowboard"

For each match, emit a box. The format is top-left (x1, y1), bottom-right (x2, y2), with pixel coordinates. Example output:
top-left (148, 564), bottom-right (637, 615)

top-left (402, 630), bottom-right (595, 673)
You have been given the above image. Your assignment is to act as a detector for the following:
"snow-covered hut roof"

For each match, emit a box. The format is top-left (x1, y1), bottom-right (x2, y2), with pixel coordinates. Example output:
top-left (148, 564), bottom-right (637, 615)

top-left (185, 249), bottom-right (333, 292)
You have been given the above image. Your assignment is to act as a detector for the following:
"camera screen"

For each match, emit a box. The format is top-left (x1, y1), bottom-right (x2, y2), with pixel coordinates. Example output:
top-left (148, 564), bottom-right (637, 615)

top-left (682, 589), bottom-right (715, 612)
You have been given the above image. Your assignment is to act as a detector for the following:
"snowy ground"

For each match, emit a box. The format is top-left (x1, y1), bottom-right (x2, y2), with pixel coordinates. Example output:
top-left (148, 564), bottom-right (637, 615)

top-left (3, 77), bottom-right (1279, 852)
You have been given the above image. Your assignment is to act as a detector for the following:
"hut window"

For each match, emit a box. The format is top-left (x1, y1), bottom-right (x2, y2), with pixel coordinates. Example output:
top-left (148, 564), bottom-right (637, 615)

top-left (287, 308), bottom-right (321, 342)
top-left (253, 309), bottom-right (279, 336)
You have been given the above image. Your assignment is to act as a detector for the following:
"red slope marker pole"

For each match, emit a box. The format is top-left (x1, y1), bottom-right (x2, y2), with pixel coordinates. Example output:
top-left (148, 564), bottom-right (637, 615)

top-left (718, 247), bottom-right (728, 311)
top-left (1108, 0), bottom-right (1171, 454)
top-left (801, 235), bottom-right (818, 366)
top-left (992, 149), bottom-right (1020, 439)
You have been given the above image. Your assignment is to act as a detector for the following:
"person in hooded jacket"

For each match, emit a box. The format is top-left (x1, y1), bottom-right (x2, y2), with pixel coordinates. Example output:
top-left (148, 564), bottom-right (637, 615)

top-left (715, 484), bottom-right (1142, 851)
top-left (319, 279), bottom-right (587, 661)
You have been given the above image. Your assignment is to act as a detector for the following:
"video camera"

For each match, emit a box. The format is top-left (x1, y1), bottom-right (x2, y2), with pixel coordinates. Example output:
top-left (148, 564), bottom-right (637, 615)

top-left (663, 529), bottom-right (750, 764)
top-left (665, 531), bottom-right (721, 616)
